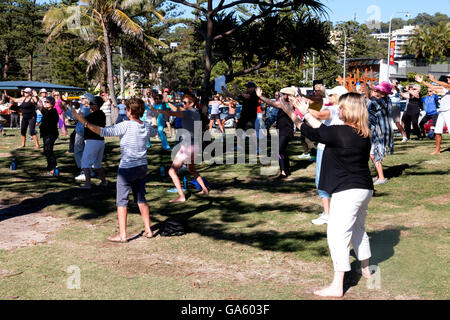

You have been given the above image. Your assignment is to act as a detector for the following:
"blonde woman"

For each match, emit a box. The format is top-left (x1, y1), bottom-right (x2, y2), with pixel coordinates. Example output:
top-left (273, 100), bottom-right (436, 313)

top-left (282, 93), bottom-right (374, 297)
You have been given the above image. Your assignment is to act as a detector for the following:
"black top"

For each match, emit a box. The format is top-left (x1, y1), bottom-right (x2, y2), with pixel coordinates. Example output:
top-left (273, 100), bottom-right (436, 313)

top-left (405, 97), bottom-right (422, 115)
top-left (20, 97), bottom-right (37, 118)
top-left (84, 110), bottom-right (106, 140)
top-left (40, 108), bottom-right (59, 138)
top-left (276, 108), bottom-right (294, 137)
top-left (237, 91), bottom-right (259, 130)
top-left (301, 123), bottom-right (374, 194)
top-left (10, 103), bottom-right (20, 113)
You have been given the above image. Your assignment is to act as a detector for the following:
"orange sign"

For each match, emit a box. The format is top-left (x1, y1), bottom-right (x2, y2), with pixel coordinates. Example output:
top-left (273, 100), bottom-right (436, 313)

top-left (389, 41), bottom-right (396, 65)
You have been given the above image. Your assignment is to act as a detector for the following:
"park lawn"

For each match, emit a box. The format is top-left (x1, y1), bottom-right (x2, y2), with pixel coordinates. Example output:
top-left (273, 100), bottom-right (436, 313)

top-left (0, 128), bottom-right (449, 300)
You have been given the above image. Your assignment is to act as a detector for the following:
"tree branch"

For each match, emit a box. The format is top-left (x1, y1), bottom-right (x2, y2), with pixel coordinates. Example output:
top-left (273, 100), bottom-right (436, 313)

top-left (170, 0), bottom-right (207, 14)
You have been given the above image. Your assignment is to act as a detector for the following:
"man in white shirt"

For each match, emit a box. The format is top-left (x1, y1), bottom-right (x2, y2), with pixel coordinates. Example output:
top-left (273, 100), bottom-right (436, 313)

top-left (101, 92), bottom-right (112, 126)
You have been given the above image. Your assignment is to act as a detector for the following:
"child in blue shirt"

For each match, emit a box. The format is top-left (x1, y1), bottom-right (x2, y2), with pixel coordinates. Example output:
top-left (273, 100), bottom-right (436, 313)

top-left (419, 89), bottom-right (439, 138)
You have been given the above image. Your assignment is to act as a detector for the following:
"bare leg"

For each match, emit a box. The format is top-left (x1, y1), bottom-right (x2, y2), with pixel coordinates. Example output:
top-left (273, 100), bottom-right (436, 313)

top-left (32, 134), bottom-right (39, 149)
top-left (18, 135), bottom-right (26, 148)
top-left (168, 164), bottom-right (186, 202)
top-left (314, 271), bottom-right (344, 297)
top-left (209, 120), bottom-right (214, 132)
top-left (216, 119), bottom-right (225, 134)
top-left (188, 164), bottom-right (208, 194)
top-left (360, 259), bottom-right (371, 279)
top-left (108, 206), bottom-right (128, 241)
top-left (395, 121), bottom-right (406, 138)
top-left (137, 202), bottom-right (153, 237)
top-left (374, 161), bottom-right (385, 181)
top-left (82, 168), bottom-right (92, 187)
top-left (166, 122), bottom-right (172, 138)
top-left (95, 168), bottom-right (107, 184)
top-left (431, 134), bottom-right (442, 155)
top-left (321, 198), bottom-right (330, 215)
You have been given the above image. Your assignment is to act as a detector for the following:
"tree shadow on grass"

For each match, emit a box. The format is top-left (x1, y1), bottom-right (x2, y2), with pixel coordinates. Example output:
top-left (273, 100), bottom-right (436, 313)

top-left (343, 227), bottom-right (406, 294)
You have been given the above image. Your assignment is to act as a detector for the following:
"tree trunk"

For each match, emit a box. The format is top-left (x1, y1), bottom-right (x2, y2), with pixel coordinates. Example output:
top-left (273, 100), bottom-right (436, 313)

top-left (101, 19), bottom-right (118, 123)
top-left (3, 52), bottom-right (9, 80)
top-left (200, 7), bottom-right (214, 131)
top-left (28, 52), bottom-right (33, 81)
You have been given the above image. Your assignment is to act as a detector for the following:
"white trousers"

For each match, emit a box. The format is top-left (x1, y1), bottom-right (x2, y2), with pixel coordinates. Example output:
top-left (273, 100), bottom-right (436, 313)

top-left (327, 189), bottom-right (373, 272)
top-left (434, 110), bottom-right (450, 135)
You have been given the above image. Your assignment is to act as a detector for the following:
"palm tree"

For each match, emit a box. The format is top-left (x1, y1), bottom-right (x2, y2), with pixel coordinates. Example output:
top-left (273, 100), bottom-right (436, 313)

top-left (405, 22), bottom-right (449, 63)
top-left (43, 0), bottom-right (166, 116)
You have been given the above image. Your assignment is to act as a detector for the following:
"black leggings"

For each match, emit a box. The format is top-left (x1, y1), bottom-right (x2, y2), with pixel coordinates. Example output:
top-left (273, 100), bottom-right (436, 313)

top-left (402, 112), bottom-right (421, 139)
top-left (43, 135), bottom-right (57, 171)
top-left (278, 135), bottom-right (292, 176)
top-left (20, 116), bottom-right (37, 137)
top-left (419, 114), bottom-right (439, 137)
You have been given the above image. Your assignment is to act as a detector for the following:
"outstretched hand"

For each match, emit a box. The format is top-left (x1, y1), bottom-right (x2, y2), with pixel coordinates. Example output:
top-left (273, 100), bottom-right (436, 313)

top-left (291, 96), bottom-right (310, 115)
top-left (69, 105), bottom-right (84, 123)
top-left (255, 87), bottom-right (263, 97)
top-left (415, 75), bottom-right (424, 83)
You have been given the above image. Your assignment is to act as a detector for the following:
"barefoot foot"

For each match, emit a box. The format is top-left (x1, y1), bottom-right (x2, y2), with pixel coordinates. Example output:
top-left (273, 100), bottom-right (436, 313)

top-left (198, 189), bottom-right (209, 195)
top-left (430, 151), bottom-right (440, 155)
top-left (313, 286), bottom-right (343, 298)
top-left (170, 196), bottom-right (186, 203)
top-left (107, 234), bottom-right (128, 243)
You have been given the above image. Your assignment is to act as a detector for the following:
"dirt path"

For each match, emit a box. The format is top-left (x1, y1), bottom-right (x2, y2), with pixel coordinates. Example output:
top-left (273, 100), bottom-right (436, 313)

top-left (0, 207), bottom-right (66, 250)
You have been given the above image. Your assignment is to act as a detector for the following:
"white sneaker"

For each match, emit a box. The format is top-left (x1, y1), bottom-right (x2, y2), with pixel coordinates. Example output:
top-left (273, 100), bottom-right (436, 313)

top-left (373, 178), bottom-right (388, 185)
top-left (297, 153), bottom-right (311, 160)
top-left (75, 173), bottom-right (86, 181)
top-left (401, 137), bottom-right (408, 143)
top-left (312, 212), bottom-right (329, 225)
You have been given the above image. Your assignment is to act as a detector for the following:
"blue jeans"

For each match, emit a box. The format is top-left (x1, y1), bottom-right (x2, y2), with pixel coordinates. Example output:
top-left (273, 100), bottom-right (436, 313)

top-left (315, 148), bottom-right (330, 199)
top-left (116, 114), bottom-right (129, 124)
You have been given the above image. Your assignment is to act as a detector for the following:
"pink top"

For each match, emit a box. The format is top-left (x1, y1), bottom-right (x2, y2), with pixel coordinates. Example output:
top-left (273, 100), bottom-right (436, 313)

top-left (54, 99), bottom-right (64, 115)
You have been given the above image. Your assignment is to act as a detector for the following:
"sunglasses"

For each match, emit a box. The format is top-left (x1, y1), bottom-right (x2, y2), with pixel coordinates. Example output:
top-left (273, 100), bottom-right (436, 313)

top-left (45, 101), bottom-right (51, 103)
top-left (182, 101), bottom-right (189, 105)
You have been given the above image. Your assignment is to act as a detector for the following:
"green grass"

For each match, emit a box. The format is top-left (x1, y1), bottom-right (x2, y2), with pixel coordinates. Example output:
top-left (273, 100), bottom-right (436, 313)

top-left (0, 128), bottom-right (449, 300)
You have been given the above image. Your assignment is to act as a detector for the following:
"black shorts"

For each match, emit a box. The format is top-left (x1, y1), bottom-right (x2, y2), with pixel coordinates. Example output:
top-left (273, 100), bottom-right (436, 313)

top-left (210, 114), bottom-right (220, 121)
top-left (21, 116), bottom-right (37, 136)
top-left (224, 115), bottom-right (236, 121)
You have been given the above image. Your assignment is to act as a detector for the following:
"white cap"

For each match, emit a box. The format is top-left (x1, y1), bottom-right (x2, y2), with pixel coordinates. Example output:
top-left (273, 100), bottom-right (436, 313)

top-left (328, 86), bottom-right (348, 97)
top-left (39, 88), bottom-right (47, 93)
top-left (280, 86), bottom-right (297, 96)
top-left (23, 88), bottom-right (32, 93)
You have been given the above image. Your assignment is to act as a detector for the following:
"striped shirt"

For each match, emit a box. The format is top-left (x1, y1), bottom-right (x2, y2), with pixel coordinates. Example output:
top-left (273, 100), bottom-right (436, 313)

top-left (100, 120), bottom-right (157, 168)
top-left (367, 96), bottom-right (394, 162)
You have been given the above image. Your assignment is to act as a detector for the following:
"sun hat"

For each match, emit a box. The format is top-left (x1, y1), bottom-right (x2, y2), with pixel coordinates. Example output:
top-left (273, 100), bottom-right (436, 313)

top-left (23, 88), bottom-right (32, 93)
top-left (280, 86), bottom-right (297, 96)
top-left (39, 88), bottom-right (47, 93)
top-left (80, 93), bottom-right (96, 105)
top-left (372, 81), bottom-right (393, 95)
top-left (328, 86), bottom-right (348, 97)
top-left (164, 88), bottom-right (170, 92)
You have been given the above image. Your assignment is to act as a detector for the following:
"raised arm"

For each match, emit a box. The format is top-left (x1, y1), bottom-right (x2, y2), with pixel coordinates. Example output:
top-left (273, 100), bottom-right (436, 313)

top-left (255, 87), bottom-right (280, 108)
top-left (221, 86), bottom-right (240, 101)
top-left (415, 75), bottom-right (446, 94)
top-left (427, 74), bottom-right (450, 89)
top-left (150, 105), bottom-right (184, 118)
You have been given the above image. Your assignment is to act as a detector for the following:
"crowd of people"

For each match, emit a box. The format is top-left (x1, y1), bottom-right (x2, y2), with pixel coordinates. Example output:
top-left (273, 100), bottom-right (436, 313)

top-left (1, 72), bottom-right (449, 298)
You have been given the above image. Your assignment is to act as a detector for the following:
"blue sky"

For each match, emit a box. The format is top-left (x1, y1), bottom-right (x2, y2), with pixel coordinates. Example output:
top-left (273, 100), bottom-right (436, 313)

top-left (321, 0), bottom-right (450, 23)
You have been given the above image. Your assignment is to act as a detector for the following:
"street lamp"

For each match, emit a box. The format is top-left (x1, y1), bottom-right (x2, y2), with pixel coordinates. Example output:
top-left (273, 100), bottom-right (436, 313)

top-left (386, 11), bottom-right (410, 81)
top-left (336, 24), bottom-right (347, 88)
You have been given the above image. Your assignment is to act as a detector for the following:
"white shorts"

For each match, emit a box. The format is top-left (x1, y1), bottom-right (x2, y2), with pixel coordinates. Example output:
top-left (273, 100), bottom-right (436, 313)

top-left (81, 139), bottom-right (105, 169)
top-left (390, 105), bottom-right (402, 123)
top-left (435, 110), bottom-right (450, 134)
top-left (173, 143), bottom-right (199, 165)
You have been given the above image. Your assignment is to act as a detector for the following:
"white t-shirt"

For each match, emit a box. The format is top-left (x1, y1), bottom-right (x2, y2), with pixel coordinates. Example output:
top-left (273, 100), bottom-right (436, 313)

top-left (101, 100), bottom-right (111, 115)
top-left (439, 88), bottom-right (450, 112)
top-left (209, 100), bottom-right (220, 115)
top-left (318, 104), bottom-right (343, 150)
